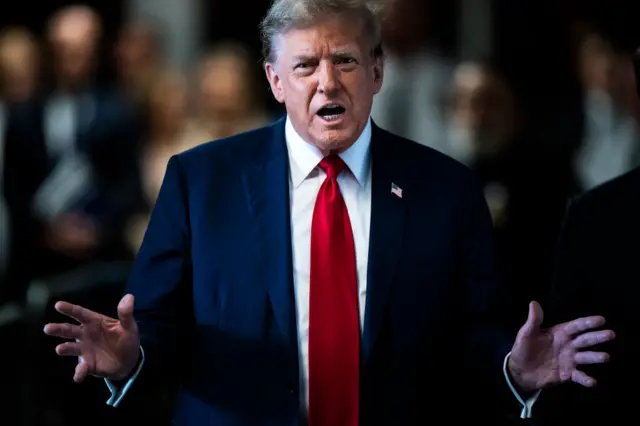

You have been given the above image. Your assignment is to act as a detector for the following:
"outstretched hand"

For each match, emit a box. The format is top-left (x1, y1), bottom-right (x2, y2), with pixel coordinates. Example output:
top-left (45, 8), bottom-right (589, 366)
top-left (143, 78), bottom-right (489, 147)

top-left (508, 301), bottom-right (615, 393)
top-left (43, 294), bottom-right (140, 382)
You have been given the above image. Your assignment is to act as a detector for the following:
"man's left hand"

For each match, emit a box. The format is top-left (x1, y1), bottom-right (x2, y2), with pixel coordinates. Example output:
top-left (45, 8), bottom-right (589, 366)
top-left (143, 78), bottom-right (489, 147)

top-left (508, 301), bottom-right (615, 393)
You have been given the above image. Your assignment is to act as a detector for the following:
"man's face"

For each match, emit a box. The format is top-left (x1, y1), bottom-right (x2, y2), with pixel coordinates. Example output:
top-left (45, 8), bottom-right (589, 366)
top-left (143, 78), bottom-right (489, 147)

top-left (200, 53), bottom-right (251, 117)
top-left (264, 13), bottom-right (383, 153)
top-left (49, 13), bottom-right (98, 82)
top-left (450, 63), bottom-right (517, 156)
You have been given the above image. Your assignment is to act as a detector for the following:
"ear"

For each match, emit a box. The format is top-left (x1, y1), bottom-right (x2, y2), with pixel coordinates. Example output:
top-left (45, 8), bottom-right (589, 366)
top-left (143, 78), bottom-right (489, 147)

top-left (372, 58), bottom-right (384, 94)
top-left (264, 62), bottom-right (285, 104)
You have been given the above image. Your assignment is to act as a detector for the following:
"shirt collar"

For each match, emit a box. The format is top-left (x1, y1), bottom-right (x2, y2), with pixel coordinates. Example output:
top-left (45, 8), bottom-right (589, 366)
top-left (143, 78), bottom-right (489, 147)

top-left (285, 115), bottom-right (372, 188)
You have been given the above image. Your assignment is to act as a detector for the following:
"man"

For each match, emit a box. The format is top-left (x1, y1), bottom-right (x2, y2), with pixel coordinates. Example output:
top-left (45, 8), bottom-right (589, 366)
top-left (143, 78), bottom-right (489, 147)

top-left (4, 5), bottom-right (141, 285)
top-left (0, 26), bottom-right (39, 301)
top-left (527, 165), bottom-right (640, 426)
top-left (510, 46), bottom-right (640, 426)
top-left (444, 59), bottom-right (578, 331)
top-left (44, 1), bottom-right (614, 425)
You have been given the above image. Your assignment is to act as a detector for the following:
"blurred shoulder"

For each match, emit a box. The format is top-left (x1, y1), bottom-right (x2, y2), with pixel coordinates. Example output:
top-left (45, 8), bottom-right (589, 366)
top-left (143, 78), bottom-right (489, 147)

top-left (567, 167), bottom-right (640, 224)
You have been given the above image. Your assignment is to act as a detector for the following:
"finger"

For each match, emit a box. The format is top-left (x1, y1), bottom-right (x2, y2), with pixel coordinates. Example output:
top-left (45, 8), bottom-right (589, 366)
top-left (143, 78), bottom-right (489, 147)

top-left (519, 301), bottom-right (544, 336)
top-left (43, 323), bottom-right (83, 340)
top-left (573, 329), bottom-right (616, 349)
top-left (55, 301), bottom-right (98, 324)
top-left (55, 342), bottom-right (81, 357)
top-left (117, 294), bottom-right (136, 330)
top-left (74, 360), bottom-right (89, 383)
top-left (574, 351), bottom-right (610, 365)
top-left (572, 370), bottom-right (597, 387)
top-left (563, 316), bottom-right (606, 335)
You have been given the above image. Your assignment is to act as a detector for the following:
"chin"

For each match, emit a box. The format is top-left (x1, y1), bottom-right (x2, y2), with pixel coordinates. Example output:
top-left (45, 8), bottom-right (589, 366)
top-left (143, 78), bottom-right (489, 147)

top-left (312, 128), bottom-right (358, 153)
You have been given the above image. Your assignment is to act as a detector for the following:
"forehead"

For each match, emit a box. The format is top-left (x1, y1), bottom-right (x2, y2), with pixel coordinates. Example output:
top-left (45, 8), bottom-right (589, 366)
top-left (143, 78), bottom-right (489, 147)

top-left (275, 14), bottom-right (367, 58)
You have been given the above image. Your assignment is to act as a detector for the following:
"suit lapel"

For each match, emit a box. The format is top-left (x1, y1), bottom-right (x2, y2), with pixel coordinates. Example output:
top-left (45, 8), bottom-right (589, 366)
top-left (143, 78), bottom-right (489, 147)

top-left (362, 124), bottom-right (408, 365)
top-left (241, 118), bottom-right (298, 354)
top-left (240, 119), bottom-right (409, 365)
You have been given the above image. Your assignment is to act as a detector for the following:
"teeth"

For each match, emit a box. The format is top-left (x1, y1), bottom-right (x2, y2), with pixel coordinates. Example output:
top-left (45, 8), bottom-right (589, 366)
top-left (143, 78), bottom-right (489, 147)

top-left (322, 114), bottom-right (341, 121)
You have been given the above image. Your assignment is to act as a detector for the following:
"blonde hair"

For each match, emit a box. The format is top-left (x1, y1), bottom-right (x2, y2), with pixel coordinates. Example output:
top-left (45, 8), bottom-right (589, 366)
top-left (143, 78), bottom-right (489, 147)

top-left (259, 0), bottom-right (387, 63)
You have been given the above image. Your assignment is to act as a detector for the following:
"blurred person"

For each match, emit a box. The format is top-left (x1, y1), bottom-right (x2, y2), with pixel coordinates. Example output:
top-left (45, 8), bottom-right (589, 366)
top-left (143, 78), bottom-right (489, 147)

top-left (194, 42), bottom-right (271, 139)
top-left (115, 22), bottom-right (165, 107)
top-left (511, 46), bottom-right (640, 426)
top-left (575, 32), bottom-right (640, 190)
top-left (126, 70), bottom-right (209, 253)
top-left (446, 60), bottom-right (520, 164)
top-left (3, 5), bottom-right (141, 289)
top-left (445, 59), bottom-right (577, 330)
top-left (529, 166), bottom-right (640, 426)
top-left (0, 27), bottom-right (40, 103)
top-left (0, 27), bottom-right (39, 298)
top-left (44, 1), bottom-right (614, 425)
top-left (370, 0), bottom-right (453, 152)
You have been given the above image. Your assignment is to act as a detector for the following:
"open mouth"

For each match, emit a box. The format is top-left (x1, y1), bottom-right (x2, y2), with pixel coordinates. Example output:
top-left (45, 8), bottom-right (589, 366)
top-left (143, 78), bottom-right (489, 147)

top-left (317, 104), bottom-right (346, 122)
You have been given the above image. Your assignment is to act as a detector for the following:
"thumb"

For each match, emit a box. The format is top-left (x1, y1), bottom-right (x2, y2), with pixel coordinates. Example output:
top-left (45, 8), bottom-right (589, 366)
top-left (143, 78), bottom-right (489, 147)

top-left (520, 301), bottom-right (544, 336)
top-left (117, 294), bottom-right (136, 330)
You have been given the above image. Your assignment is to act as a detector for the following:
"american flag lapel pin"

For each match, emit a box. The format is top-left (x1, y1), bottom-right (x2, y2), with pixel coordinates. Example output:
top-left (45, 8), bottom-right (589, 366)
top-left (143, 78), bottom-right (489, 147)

top-left (391, 182), bottom-right (403, 198)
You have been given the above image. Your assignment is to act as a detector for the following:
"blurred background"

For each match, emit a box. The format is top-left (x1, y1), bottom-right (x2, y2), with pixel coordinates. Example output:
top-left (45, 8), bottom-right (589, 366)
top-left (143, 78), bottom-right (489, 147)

top-left (1, 0), bottom-right (639, 424)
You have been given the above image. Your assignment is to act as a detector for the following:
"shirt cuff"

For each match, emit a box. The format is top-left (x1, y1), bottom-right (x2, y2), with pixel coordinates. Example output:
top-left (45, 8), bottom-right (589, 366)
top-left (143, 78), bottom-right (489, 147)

top-left (503, 351), bottom-right (541, 419)
top-left (105, 346), bottom-right (145, 408)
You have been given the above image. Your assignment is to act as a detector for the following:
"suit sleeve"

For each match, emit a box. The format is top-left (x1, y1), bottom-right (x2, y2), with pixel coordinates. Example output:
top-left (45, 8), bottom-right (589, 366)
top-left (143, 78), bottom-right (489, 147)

top-left (105, 155), bottom-right (194, 404)
top-left (456, 170), bottom-right (521, 420)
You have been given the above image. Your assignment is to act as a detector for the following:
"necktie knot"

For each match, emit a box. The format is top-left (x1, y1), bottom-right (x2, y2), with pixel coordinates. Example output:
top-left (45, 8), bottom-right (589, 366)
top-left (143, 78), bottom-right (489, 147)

top-left (318, 154), bottom-right (346, 179)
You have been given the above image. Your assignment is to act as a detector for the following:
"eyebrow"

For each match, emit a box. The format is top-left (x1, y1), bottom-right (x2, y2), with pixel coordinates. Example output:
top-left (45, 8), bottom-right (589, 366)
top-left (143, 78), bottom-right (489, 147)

top-left (292, 51), bottom-right (358, 62)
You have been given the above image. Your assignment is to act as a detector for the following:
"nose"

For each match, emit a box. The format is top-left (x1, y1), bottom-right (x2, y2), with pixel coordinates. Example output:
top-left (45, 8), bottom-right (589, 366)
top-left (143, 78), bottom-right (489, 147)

top-left (317, 61), bottom-right (340, 95)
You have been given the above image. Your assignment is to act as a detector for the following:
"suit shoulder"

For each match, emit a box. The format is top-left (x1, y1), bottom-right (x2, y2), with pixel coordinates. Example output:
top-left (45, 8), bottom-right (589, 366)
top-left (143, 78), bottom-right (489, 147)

top-left (572, 167), bottom-right (640, 212)
top-left (567, 167), bottom-right (640, 227)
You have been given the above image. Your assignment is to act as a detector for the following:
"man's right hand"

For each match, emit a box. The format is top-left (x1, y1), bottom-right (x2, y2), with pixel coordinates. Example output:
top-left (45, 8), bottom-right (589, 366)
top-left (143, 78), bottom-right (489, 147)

top-left (43, 294), bottom-right (140, 383)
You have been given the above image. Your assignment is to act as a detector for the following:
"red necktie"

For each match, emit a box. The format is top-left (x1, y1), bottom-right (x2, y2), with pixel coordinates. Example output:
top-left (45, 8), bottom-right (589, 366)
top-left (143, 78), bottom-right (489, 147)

top-left (308, 154), bottom-right (360, 426)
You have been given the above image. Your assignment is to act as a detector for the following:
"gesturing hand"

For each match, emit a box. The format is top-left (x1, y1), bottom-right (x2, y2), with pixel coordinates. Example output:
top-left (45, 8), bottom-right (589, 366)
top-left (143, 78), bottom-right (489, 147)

top-left (43, 294), bottom-right (140, 382)
top-left (508, 301), bottom-right (615, 393)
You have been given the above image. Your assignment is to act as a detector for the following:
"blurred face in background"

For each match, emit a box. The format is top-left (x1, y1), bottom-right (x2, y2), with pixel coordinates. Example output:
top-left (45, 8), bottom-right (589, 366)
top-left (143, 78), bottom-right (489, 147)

top-left (264, 12), bottom-right (383, 154)
top-left (448, 62), bottom-right (519, 159)
top-left (198, 47), bottom-right (254, 120)
top-left (0, 28), bottom-right (39, 101)
top-left (115, 24), bottom-right (161, 82)
top-left (579, 33), bottom-right (640, 114)
top-left (48, 7), bottom-right (101, 85)
top-left (148, 71), bottom-right (188, 135)
top-left (579, 34), bottom-right (617, 94)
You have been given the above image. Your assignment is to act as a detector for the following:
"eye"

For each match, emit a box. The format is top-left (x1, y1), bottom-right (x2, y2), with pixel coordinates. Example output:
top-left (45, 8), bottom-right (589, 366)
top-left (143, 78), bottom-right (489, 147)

top-left (336, 57), bottom-right (356, 65)
top-left (295, 61), bottom-right (317, 70)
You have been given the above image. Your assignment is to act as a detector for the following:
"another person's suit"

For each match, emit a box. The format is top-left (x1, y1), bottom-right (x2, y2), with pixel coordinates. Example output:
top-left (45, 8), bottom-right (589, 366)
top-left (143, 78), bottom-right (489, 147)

top-left (535, 166), bottom-right (640, 425)
top-left (112, 116), bottom-right (519, 425)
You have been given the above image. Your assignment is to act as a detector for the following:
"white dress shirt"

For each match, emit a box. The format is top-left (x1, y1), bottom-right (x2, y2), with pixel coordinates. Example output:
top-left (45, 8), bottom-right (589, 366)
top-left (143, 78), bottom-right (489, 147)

top-left (106, 115), bottom-right (536, 419)
top-left (286, 116), bottom-right (372, 410)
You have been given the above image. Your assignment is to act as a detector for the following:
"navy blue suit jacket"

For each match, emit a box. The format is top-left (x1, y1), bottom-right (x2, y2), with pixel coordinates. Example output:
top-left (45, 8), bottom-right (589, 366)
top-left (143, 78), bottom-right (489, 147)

top-left (126, 117), bottom-right (516, 425)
